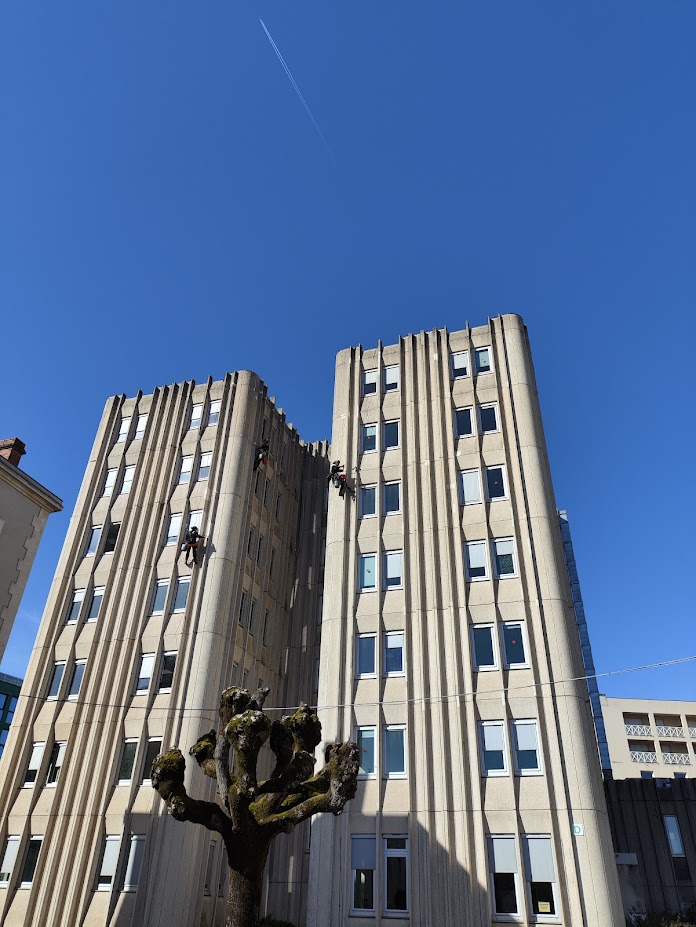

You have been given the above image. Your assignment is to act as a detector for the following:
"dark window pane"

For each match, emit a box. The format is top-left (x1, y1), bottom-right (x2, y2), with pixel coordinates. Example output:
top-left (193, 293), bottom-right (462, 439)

top-left (496, 553), bottom-right (514, 575)
top-left (152, 583), bottom-right (168, 614)
top-left (386, 642), bottom-right (403, 674)
top-left (143, 740), bottom-right (162, 781)
top-left (20, 840), bottom-right (41, 884)
top-left (517, 749), bottom-right (538, 770)
top-left (385, 856), bottom-right (408, 911)
top-left (69, 662), bottom-right (85, 697)
top-left (362, 427), bottom-right (376, 452)
top-left (674, 857), bottom-right (691, 882)
top-left (173, 581), bottom-right (190, 611)
top-left (503, 625), bottom-right (525, 665)
top-left (493, 872), bottom-right (517, 914)
top-left (47, 664), bottom-right (63, 699)
top-left (88, 591), bottom-right (104, 621)
top-left (485, 749), bottom-right (505, 771)
top-left (67, 597), bottom-right (83, 622)
top-left (472, 627), bottom-right (494, 668)
top-left (455, 409), bottom-right (472, 438)
top-left (530, 881), bottom-right (555, 915)
top-left (384, 422), bottom-right (399, 448)
top-left (118, 741), bottom-right (137, 781)
top-left (86, 527), bottom-right (101, 555)
top-left (160, 654), bottom-right (176, 690)
top-left (384, 483), bottom-right (400, 513)
top-left (480, 407), bottom-right (497, 432)
top-left (104, 523), bottom-right (120, 553)
top-left (353, 869), bottom-right (374, 910)
top-left (486, 468), bottom-right (505, 499)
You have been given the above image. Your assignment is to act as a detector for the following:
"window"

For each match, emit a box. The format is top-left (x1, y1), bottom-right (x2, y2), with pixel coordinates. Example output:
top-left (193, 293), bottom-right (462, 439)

top-left (479, 403), bottom-right (498, 433)
top-left (262, 610), bottom-right (270, 645)
top-left (208, 400), bottom-right (221, 426)
top-left (351, 836), bottom-right (376, 913)
top-left (275, 493), bottom-right (283, 522)
top-left (189, 403), bottom-right (203, 430)
top-left (167, 514), bottom-right (183, 546)
top-left (383, 836), bottom-right (409, 914)
top-left (472, 625), bottom-right (496, 670)
top-left (46, 662), bottom-right (65, 699)
top-left (188, 509), bottom-right (203, 535)
top-left (664, 815), bottom-right (691, 880)
top-left (151, 580), bottom-right (168, 615)
top-left (124, 836), bottom-right (145, 891)
top-left (0, 836), bottom-right (20, 884)
top-left (455, 407), bottom-right (473, 439)
top-left (173, 578), bottom-right (190, 612)
top-left (475, 346), bottom-right (492, 374)
top-left (384, 550), bottom-right (403, 589)
top-left (136, 654), bottom-right (155, 693)
top-left (493, 538), bottom-right (516, 577)
top-left (383, 481), bottom-right (401, 514)
top-left (523, 836), bottom-right (557, 916)
top-left (674, 772), bottom-right (687, 779)
top-left (269, 548), bottom-right (276, 580)
top-left (640, 770), bottom-right (654, 779)
top-left (158, 653), bottom-right (176, 692)
top-left (465, 541), bottom-right (488, 581)
top-left (384, 420), bottom-right (399, 449)
top-left (262, 478), bottom-right (270, 508)
top-left (460, 470), bottom-right (482, 505)
top-left (102, 469), bottom-right (117, 497)
top-left (502, 622), bottom-right (527, 668)
top-left (66, 588), bottom-right (85, 623)
top-left (249, 599), bottom-right (258, 635)
top-left (5, 697), bottom-right (16, 724)
top-left (360, 485), bottom-right (376, 518)
top-left (384, 632), bottom-right (404, 675)
top-left (451, 351), bottom-right (469, 379)
top-left (204, 839), bottom-right (217, 895)
top-left (512, 720), bottom-right (541, 775)
top-left (97, 836), bottom-right (120, 889)
top-left (313, 658), bottom-right (320, 693)
top-left (120, 465), bottom-right (135, 495)
top-left (88, 586), bottom-right (105, 622)
top-left (384, 726), bottom-right (406, 778)
top-left (363, 369), bottom-right (377, 396)
top-left (317, 594), bottom-right (323, 625)
top-left (103, 522), bottom-right (120, 553)
top-left (488, 836), bottom-right (519, 916)
top-left (46, 741), bottom-right (67, 785)
top-left (19, 837), bottom-right (42, 887)
top-left (238, 591), bottom-right (248, 626)
top-left (242, 670), bottom-right (249, 689)
top-left (486, 466), bottom-right (507, 500)
top-left (135, 413), bottom-right (148, 439)
top-left (85, 525), bottom-right (102, 557)
top-left (117, 417), bottom-right (131, 443)
top-left (362, 424), bottom-right (377, 453)
top-left (357, 727), bottom-right (376, 777)
top-left (356, 635), bottom-right (376, 677)
top-left (198, 452), bottom-right (212, 481)
top-left (247, 528), bottom-right (255, 558)
top-left (359, 554), bottom-right (376, 591)
top-left (256, 536), bottom-right (264, 567)
top-left (480, 722), bottom-right (507, 775)
top-left (68, 661), bottom-right (86, 698)
top-left (143, 739), bottom-right (162, 782)
top-left (24, 742), bottom-right (45, 786)
top-left (118, 740), bottom-right (138, 783)
top-left (384, 365), bottom-right (400, 392)
top-left (179, 455), bottom-right (193, 484)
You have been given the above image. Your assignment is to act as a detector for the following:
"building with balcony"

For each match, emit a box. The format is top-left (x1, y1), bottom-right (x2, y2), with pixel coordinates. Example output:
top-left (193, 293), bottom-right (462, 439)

top-left (601, 695), bottom-right (696, 780)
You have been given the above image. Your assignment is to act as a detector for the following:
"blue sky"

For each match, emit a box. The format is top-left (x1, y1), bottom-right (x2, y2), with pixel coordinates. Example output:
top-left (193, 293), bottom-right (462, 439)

top-left (1, 1), bottom-right (694, 700)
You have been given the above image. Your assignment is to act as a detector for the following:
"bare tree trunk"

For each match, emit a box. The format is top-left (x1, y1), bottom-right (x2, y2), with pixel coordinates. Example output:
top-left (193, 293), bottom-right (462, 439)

top-left (225, 866), bottom-right (264, 927)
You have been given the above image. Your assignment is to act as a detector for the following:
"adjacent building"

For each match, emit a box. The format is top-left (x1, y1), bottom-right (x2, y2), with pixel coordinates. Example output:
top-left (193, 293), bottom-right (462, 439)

top-left (601, 695), bottom-right (696, 780)
top-left (0, 316), bottom-right (625, 926)
top-left (0, 438), bottom-right (63, 661)
top-left (0, 673), bottom-right (22, 759)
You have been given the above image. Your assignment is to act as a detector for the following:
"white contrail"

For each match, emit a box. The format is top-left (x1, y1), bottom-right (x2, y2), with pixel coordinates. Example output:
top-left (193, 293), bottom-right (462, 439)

top-left (259, 18), bottom-right (334, 158)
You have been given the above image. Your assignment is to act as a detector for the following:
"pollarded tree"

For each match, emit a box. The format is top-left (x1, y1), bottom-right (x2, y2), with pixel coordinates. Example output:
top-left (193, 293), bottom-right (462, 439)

top-left (151, 686), bottom-right (359, 927)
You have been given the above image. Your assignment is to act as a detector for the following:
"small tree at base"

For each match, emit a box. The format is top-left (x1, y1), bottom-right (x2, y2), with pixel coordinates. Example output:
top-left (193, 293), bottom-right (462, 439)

top-left (151, 686), bottom-right (359, 927)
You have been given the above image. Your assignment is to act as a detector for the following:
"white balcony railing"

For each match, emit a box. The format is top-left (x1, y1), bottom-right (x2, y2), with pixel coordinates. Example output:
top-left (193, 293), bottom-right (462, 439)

top-left (662, 753), bottom-right (691, 765)
top-left (656, 725), bottom-right (685, 737)
top-left (625, 724), bottom-right (653, 736)
top-left (688, 727), bottom-right (696, 738)
top-left (631, 751), bottom-right (658, 764)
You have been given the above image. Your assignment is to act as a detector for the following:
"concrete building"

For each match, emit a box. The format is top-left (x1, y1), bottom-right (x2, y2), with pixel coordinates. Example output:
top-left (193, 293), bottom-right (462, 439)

top-left (605, 777), bottom-right (696, 918)
top-left (0, 672), bottom-right (22, 759)
top-left (0, 316), bottom-right (624, 927)
top-left (601, 695), bottom-right (696, 780)
top-left (309, 315), bottom-right (623, 927)
top-left (0, 374), bottom-right (326, 927)
top-left (0, 438), bottom-right (62, 661)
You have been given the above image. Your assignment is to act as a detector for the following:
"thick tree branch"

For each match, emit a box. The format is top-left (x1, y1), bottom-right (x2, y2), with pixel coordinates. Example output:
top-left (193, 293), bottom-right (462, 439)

top-left (189, 730), bottom-right (217, 779)
top-left (151, 749), bottom-right (233, 845)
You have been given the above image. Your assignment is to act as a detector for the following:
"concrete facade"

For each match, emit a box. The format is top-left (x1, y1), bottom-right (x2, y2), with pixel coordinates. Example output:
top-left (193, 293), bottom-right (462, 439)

top-left (601, 695), bottom-right (696, 781)
top-left (308, 315), bottom-right (623, 927)
top-left (0, 373), bottom-right (326, 927)
top-left (605, 777), bottom-right (696, 917)
top-left (0, 442), bottom-right (62, 661)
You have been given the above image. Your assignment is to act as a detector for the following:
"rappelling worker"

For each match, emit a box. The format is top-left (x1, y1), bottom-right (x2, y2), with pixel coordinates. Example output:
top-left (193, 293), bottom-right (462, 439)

top-left (254, 442), bottom-right (270, 471)
top-left (183, 526), bottom-right (203, 566)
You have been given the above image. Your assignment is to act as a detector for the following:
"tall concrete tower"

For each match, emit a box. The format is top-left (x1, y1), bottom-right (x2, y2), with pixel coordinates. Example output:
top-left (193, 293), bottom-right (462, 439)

top-left (308, 315), bottom-right (623, 926)
top-left (0, 372), bottom-right (326, 927)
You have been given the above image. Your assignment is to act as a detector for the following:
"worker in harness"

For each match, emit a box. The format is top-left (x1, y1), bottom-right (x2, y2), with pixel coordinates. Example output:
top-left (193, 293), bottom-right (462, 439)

top-left (328, 460), bottom-right (353, 498)
top-left (183, 525), bottom-right (203, 566)
top-left (254, 442), bottom-right (270, 471)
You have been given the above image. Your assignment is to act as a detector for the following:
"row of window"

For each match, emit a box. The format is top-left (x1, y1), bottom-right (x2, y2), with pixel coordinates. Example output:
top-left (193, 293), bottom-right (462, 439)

top-left (349, 830), bottom-right (555, 920)
top-left (238, 592), bottom-right (271, 646)
top-left (0, 832), bottom-right (146, 893)
top-left (357, 466), bottom-right (508, 518)
top-left (360, 346), bottom-right (494, 399)
top-left (359, 403), bottom-right (500, 455)
top-left (66, 576), bottom-right (190, 626)
top-left (356, 539), bottom-right (519, 591)
top-left (103, 450), bottom-right (214, 500)
top-left (46, 650), bottom-right (177, 706)
top-left (115, 398), bottom-right (221, 448)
